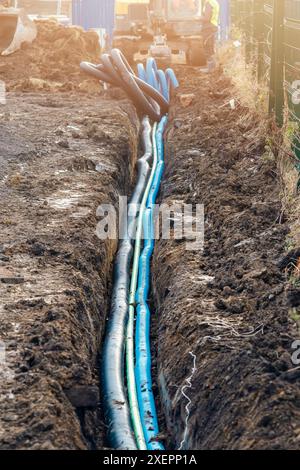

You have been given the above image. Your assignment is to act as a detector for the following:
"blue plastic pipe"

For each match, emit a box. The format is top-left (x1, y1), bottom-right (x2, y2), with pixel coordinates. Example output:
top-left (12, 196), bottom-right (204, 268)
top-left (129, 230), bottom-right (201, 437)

top-left (135, 117), bottom-right (168, 450)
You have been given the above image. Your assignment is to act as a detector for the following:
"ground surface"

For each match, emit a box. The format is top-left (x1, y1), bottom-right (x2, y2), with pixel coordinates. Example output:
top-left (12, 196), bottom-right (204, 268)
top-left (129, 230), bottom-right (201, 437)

top-left (0, 91), bottom-right (138, 449)
top-left (152, 66), bottom-right (300, 450)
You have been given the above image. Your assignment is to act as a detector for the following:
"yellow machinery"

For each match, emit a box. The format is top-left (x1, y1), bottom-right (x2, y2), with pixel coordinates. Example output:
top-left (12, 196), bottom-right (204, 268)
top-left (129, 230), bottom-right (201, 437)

top-left (114, 0), bottom-right (151, 62)
top-left (114, 0), bottom-right (206, 66)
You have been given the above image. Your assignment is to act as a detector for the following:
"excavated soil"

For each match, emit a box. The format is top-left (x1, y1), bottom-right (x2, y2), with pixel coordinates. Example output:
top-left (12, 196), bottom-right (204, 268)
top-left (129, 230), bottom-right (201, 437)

top-left (152, 66), bottom-right (300, 450)
top-left (2, 29), bottom-right (300, 450)
top-left (0, 91), bottom-right (138, 449)
top-left (0, 20), bottom-right (101, 93)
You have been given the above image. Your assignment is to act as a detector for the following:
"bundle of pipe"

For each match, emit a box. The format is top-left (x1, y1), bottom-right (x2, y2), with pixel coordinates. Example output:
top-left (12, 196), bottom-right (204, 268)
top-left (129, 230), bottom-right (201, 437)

top-left (134, 116), bottom-right (168, 450)
top-left (80, 49), bottom-right (175, 122)
top-left (128, 59), bottom-right (177, 450)
top-left (101, 116), bottom-right (153, 450)
top-left (81, 51), bottom-right (178, 450)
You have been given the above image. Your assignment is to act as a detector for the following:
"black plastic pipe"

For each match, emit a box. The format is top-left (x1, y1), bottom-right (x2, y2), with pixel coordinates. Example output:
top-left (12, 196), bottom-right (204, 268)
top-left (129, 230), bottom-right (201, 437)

top-left (80, 49), bottom-right (169, 122)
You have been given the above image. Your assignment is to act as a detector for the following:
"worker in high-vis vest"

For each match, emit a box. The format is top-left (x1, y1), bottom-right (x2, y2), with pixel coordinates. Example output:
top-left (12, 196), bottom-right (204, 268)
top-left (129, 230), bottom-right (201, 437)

top-left (200, 0), bottom-right (220, 70)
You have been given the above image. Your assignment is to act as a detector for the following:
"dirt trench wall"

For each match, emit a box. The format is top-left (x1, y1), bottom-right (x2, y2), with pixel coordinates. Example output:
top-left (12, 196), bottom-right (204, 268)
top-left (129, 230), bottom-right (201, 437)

top-left (0, 93), bottom-right (138, 449)
top-left (152, 68), bottom-right (300, 450)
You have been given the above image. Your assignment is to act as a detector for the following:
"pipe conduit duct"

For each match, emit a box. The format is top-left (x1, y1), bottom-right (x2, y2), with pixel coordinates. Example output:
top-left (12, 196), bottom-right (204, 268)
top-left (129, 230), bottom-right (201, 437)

top-left (135, 117), bottom-right (167, 450)
top-left (125, 122), bottom-right (158, 450)
top-left (100, 116), bottom-right (153, 450)
top-left (80, 50), bottom-right (178, 450)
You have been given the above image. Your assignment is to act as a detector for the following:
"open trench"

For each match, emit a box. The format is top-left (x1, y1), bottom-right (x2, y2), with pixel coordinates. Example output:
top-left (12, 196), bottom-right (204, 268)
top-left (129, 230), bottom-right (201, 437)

top-left (1, 64), bottom-right (300, 450)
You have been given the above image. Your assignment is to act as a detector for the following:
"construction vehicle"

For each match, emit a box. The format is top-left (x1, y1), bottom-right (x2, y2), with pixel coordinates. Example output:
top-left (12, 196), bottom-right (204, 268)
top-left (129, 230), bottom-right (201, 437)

top-left (0, 2), bottom-right (37, 55)
top-left (114, 0), bottom-right (206, 66)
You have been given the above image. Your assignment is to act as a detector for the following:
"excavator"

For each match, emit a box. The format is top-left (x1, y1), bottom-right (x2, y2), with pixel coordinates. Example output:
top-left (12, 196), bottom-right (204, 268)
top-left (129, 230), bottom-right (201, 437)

top-left (0, 0), bottom-right (36, 55)
top-left (114, 0), bottom-right (206, 65)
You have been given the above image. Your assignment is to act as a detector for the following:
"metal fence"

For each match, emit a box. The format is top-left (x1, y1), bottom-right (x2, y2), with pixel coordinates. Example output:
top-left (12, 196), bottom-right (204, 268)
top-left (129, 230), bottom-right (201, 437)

top-left (218, 0), bottom-right (231, 41)
top-left (231, 0), bottom-right (300, 163)
top-left (72, 0), bottom-right (115, 43)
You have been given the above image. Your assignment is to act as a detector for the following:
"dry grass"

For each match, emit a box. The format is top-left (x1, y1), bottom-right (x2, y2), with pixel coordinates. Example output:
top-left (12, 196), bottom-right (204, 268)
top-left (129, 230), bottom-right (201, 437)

top-left (278, 130), bottom-right (300, 249)
top-left (218, 41), bottom-right (268, 114)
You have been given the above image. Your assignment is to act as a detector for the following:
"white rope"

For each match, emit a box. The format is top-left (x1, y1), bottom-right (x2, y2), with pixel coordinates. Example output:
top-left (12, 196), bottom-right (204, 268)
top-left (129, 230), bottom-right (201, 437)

top-left (178, 352), bottom-right (197, 451)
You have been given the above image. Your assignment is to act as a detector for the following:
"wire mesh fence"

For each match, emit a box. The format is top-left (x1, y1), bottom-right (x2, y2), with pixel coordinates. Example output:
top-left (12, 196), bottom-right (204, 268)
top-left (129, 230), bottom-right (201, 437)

top-left (230, 0), bottom-right (300, 164)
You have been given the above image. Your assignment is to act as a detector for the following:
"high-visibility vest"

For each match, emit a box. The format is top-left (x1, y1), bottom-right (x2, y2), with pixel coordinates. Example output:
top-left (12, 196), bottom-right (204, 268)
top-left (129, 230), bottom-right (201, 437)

top-left (204, 0), bottom-right (220, 27)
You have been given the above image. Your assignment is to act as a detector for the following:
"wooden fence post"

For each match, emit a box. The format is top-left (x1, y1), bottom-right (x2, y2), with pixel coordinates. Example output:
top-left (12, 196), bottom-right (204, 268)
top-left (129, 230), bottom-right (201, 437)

top-left (253, 0), bottom-right (265, 81)
top-left (245, 0), bottom-right (253, 63)
top-left (269, 0), bottom-right (285, 127)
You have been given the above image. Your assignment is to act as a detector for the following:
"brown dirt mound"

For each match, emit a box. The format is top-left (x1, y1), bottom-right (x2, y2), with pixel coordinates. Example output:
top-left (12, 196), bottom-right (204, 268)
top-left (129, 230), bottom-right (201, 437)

top-left (0, 20), bottom-right (101, 92)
